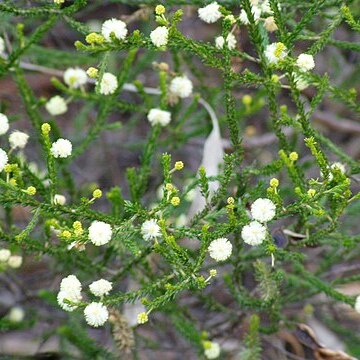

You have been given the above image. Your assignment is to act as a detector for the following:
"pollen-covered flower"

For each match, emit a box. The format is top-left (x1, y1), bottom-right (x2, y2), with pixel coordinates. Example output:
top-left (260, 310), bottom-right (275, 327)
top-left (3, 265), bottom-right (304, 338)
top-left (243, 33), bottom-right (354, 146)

top-left (9, 131), bottom-right (29, 149)
top-left (208, 238), bottom-right (232, 261)
top-left (50, 138), bottom-right (72, 158)
top-left (84, 302), bottom-right (109, 327)
top-left (63, 67), bottom-right (87, 89)
top-left (54, 194), bottom-right (66, 205)
top-left (241, 221), bottom-right (267, 245)
top-left (0, 113), bottom-right (10, 135)
top-left (0, 149), bottom-right (8, 172)
top-left (141, 219), bottom-right (161, 241)
top-left (147, 108), bottom-right (171, 127)
top-left (204, 341), bottom-right (221, 359)
top-left (239, 6), bottom-right (261, 25)
top-left (250, 198), bottom-right (276, 223)
top-left (296, 53), bottom-right (315, 72)
top-left (170, 76), bottom-right (193, 98)
top-left (101, 18), bottom-right (128, 41)
top-left (150, 26), bottom-right (169, 47)
top-left (88, 220), bottom-right (113, 246)
top-left (264, 42), bottom-right (287, 65)
top-left (89, 279), bottom-right (113, 297)
top-left (198, 2), bottom-right (222, 24)
top-left (0, 249), bottom-right (11, 262)
top-left (98, 72), bottom-right (118, 95)
top-left (45, 96), bottom-right (68, 116)
top-left (137, 312), bottom-right (148, 324)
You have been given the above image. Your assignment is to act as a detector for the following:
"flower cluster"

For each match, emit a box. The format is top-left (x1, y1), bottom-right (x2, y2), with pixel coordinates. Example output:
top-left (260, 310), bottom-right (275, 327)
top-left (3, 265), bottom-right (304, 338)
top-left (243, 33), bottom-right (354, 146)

top-left (57, 275), bottom-right (112, 327)
top-left (0, 249), bottom-right (23, 269)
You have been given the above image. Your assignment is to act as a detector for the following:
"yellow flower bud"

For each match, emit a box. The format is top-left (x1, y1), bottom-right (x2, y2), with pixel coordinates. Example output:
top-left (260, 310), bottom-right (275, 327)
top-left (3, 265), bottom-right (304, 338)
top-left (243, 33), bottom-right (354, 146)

top-left (137, 312), bottom-right (148, 324)
top-left (242, 94), bottom-right (252, 105)
top-left (61, 230), bottom-right (71, 238)
top-left (41, 123), bottom-right (51, 135)
top-left (155, 4), bottom-right (165, 15)
top-left (209, 269), bottom-right (217, 277)
top-left (87, 67), bottom-right (99, 78)
top-left (307, 189), bottom-right (316, 197)
top-left (26, 186), bottom-right (36, 196)
top-left (165, 183), bottom-right (174, 191)
top-left (270, 178), bottom-right (279, 187)
top-left (174, 161), bottom-right (184, 170)
top-left (4, 164), bottom-right (12, 173)
top-left (227, 197), bottom-right (235, 205)
top-left (171, 196), bottom-right (180, 206)
top-left (85, 32), bottom-right (104, 45)
top-left (9, 178), bottom-right (17, 186)
top-left (73, 221), bottom-right (82, 230)
top-left (92, 189), bottom-right (102, 199)
top-left (289, 152), bottom-right (298, 161)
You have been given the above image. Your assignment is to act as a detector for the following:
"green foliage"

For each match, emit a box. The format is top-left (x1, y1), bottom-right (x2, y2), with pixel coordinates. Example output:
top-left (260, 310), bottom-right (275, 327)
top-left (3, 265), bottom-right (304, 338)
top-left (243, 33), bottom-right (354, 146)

top-left (0, 0), bottom-right (359, 358)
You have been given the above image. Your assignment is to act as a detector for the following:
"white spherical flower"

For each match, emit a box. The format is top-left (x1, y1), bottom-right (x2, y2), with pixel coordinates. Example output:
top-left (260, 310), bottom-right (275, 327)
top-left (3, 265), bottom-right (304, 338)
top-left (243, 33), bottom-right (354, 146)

top-left (355, 295), bottom-right (360, 314)
top-left (296, 54), bottom-right (315, 72)
top-left (84, 302), bottom-right (109, 327)
top-left (63, 67), bottom-right (87, 89)
top-left (9, 131), bottom-right (29, 150)
top-left (101, 18), bottom-right (128, 41)
top-left (8, 255), bottom-right (22, 269)
top-left (141, 219), bottom-right (161, 241)
top-left (204, 342), bottom-right (221, 359)
top-left (241, 221), bottom-right (267, 246)
top-left (98, 72), bottom-right (118, 95)
top-left (60, 274), bottom-right (82, 297)
top-left (88, 220), bottom-right (113, 246)
top-left (150, 26), bottom-right (169, 47)
top-left (45, 96), bottom-right (68, 116)
top-left (170, 76), bottom-right (193, 98)
top-left (89, 279), bottom-right (113, 297)
top-left (0, 113), bottom-right (10, 135)
top-left (198, 2), bottom-right (222, 24)
top-left (54, 194), bottom-right (66, 205)
top-left (208, 238), bottom-right (232, 262)
top-left (251, 198), bottom-right (276, 223)
top-left (0, 36), bottom-right (5, 54)
top-left (0, 148), bottom-right (8, 172)
top-left (215, 36), bottom-right (225, 49)
top-left (8, 307), bottom-right (25, 323)
top-left (57, 290), bottom-right (82, 312)
top-left (264, 42), bottom-right (287, 65)
top-left (0, 249), bottom-right (11, 262)
top-left (50, 138), bottom-right (72, 158)
top-left (147, 108), bottom-right (171, 127)
top-left (239, 6), bottom-right (261, 25)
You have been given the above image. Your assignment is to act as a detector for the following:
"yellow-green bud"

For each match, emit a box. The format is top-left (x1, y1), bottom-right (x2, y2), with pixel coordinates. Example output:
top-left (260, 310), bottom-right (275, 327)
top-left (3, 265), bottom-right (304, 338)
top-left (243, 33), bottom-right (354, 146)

top-left (4, 164), bottom-right (12, 173)
top-left (85, 32), bottom-right (104, 45)
top-left (270, 178), bottom-right (279, 187)
top-left (227, 197), bottom-right (235, 205)
top-left (61, 230), bottom-right (71, 238)
top-left (209, 269), bottom-right (217, 277)
top-left (41, 123), bottom-right (51, 135)
top-left (171, 196), bottom-right (180, 206)
top-left (307, 189), bottom-right (316, 197)
top-left (26, 186), bottom-right (36, 196)
top-left (271, 74), bottom-right (279, 83)
top-left (242, 94), bottom-right (252, 105)
top-left (73, 221), bottom-right (82, 230)
top-left (155, 4), bottom-right (165, 15)
top-left (174, 161), bottom-right (184, 170)
top-left (92, 189), bottom-right (102, 199)
top-left (137, 312), bottom-right (148, 324)
top-left (165, 183), bottom-right (174, 191)
top-left (289, 152), bottom-right (298, 161)
top-left (87, 67), bottom-right (98, 78)
top-left (9, 178), bottom-right (17, 186)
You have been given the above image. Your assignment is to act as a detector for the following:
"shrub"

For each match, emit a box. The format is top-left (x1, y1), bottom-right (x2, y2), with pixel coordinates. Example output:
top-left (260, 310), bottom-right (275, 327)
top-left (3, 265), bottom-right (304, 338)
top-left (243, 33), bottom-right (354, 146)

top-left (0, 0), bottom-right (360, 358)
